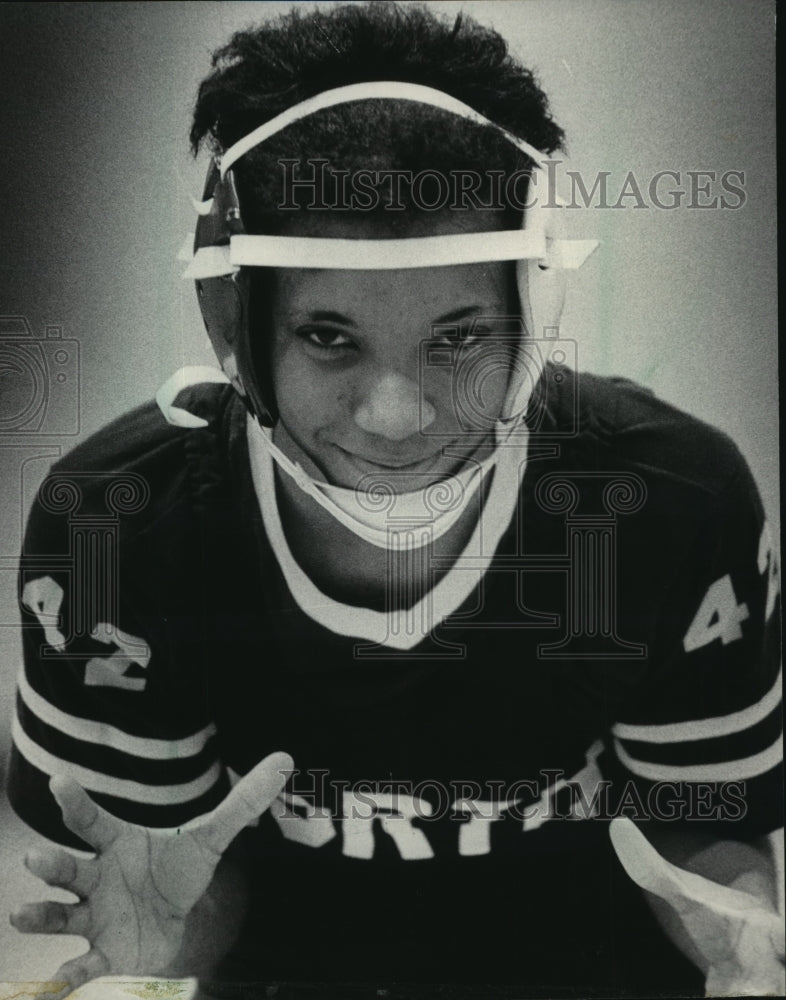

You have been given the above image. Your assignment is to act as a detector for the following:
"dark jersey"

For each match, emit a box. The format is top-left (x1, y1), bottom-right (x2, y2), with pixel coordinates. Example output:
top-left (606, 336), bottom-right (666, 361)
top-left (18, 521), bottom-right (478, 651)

top-left (7, 367), bottom-right (782, 996)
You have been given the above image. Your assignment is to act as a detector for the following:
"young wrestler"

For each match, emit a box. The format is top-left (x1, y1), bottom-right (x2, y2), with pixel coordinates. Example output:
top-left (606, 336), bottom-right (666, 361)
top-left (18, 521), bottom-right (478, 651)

top-left (8, 4), bottom-right (783, 998)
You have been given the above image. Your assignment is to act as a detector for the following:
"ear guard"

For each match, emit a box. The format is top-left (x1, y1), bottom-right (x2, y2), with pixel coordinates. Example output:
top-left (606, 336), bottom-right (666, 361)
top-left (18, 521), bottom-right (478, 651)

top-left (182, 82), bottom-right (598, 431)
top-left (190, 164), bottom-right (275, 425)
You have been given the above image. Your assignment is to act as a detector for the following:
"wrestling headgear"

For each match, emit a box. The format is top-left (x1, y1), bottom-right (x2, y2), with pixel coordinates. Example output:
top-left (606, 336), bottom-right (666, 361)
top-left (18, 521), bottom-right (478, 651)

top-left (165, 82), bottom-right (598, 550)
top-left (178, 81), bottom-right (596, 427)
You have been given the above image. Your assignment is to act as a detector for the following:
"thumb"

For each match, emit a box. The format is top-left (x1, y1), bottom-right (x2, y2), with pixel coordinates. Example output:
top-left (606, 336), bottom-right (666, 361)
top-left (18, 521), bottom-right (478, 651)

top-left (609, 817), bottom-right (777, 923)
top-left (195, 750), bottom-right (294, 855)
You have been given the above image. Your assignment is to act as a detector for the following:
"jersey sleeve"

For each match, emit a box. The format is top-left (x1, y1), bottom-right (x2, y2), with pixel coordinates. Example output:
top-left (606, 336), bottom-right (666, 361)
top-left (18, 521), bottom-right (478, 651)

top-left (6, 453), bottom-right (230, 852)
top-left (604, 451), bottom-right (782, 839)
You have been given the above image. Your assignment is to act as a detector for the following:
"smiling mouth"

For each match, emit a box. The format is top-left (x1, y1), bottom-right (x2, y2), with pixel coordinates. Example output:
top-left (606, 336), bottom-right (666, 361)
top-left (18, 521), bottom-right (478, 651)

top-left (334, 446), bottom-right (440, 473)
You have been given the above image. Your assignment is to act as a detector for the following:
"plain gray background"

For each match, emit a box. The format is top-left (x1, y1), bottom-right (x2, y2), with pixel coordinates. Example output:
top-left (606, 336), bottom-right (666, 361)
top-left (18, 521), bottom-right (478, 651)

top-left (0, 0), bottom-right (778, 989)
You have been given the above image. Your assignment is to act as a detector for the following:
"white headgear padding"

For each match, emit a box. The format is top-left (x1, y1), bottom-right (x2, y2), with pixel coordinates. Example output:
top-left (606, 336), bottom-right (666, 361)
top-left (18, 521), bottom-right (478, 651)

top-left (156, 366), bottom-right (231, 428)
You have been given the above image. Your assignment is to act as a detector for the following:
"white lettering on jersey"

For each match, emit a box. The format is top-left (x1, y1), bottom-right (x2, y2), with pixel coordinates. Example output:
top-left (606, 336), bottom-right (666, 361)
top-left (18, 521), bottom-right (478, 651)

top-left (452, 796), bottom-right (520, 856)
top-left (22, 576), bottom-right (66, 650)
top-left (341, 791), bottom-right (434, 860)
top-left (84, 624), bottom-right (151, 692)
top-left (261, 753), bottom-right (608, 860)
top-left (452, 746), bottom-right (605, 855)
top-left (564, 741), bottom-right (606, 820)
top-left (521, 775), bottom-right (568, 832)
top-left (270, 792), bottom-right (337, 849)
top-left (683, 574), bottom-right (749, 653)
top-left (757, 521), bottom-right (780, 622)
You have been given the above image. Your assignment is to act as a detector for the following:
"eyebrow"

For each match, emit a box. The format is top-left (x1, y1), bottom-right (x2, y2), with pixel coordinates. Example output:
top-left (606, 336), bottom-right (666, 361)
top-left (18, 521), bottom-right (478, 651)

top-left (306, 310), bottom-right (358, 327)
top-left (303, 304), bottom-right (482, 326)
top-left (434, 306), bottom-right (483, 324)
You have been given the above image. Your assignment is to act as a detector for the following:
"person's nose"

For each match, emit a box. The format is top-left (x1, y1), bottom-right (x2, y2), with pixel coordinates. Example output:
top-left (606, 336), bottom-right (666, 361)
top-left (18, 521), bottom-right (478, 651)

top-left (353, 370), bottom-right (437, 441)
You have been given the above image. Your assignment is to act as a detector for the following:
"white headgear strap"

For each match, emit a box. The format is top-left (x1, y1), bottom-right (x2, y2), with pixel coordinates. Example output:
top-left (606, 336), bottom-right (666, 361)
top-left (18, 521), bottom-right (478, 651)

top-left (183, 81), bottom-right (597, 279)
top-left (248, 417), bottom-right (502, 550)
top-left (157, 368), bottom-right (524, 551)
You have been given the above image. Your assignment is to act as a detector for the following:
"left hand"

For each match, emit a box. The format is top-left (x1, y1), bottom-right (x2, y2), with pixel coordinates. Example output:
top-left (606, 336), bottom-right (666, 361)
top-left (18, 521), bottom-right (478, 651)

top-left (610, 816), bottom-right (785, 996)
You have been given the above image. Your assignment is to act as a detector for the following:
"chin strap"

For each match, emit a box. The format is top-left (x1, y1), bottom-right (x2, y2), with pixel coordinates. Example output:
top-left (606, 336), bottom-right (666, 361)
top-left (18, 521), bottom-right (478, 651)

top-left (157, 366), bottom-right (527, 553)
top-left (246, 415), bottom-right (502, 551)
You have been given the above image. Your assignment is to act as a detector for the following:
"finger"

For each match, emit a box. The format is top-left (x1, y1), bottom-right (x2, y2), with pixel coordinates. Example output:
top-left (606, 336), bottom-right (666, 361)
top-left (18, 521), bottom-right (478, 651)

top-left (50, 775), bottom-right (123, 852)
top-left (610, 816), bottom-right (691, 902)
top-left (609, 817), bottom-right (777, 921)
top-left (9, 900), bottom-right (90, 936)
top-left (198, 750), bottom-right (294, 855)
top-left (25, 847), bottom-right (98, 898)
top-left (38, 947), bottom-right (111, 1000)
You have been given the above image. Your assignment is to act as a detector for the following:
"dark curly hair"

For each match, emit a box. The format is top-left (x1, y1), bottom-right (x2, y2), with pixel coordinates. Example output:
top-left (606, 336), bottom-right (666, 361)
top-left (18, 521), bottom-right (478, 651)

top-left (190, 2), bottom-right (565, 232)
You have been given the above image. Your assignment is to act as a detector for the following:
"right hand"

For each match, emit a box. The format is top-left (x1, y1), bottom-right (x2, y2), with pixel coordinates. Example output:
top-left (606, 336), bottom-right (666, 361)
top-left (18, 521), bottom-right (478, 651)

top-left (609, 817), bottom-right (785, 996)
top-left (10, 750), bottom-right (294, 999)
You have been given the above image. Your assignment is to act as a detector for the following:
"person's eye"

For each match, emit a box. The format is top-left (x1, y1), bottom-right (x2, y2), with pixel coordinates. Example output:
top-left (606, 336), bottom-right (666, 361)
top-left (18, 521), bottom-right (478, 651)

top-left (297, 327), bottom-right (356, 354)
top-left (463, 320), bottom-right (520, 346)
top-left (456, 324), bottom-right (495, 350)
top-left (427, 326), bottom-right (488, 352)
top-left (464, 325), bottom-right (493, 344)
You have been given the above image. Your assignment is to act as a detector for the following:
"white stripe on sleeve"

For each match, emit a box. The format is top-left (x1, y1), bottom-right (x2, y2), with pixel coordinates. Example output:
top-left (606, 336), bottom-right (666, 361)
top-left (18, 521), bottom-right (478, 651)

top-left (18, 669), bottom-right (216, 760)
top-left (12, 715), bottom-right (223, 806)
top-left (612, 733), bottom-right (783, 783)
top-left (611, 670), bottom-right (782, 745)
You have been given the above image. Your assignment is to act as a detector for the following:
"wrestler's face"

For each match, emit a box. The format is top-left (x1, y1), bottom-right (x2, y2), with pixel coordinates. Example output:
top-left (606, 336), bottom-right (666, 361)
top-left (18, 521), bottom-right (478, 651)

top-left (268, 212), bottom-right (519, 490)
